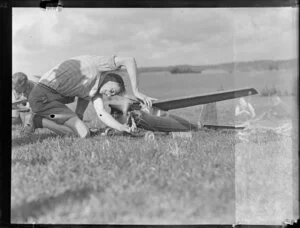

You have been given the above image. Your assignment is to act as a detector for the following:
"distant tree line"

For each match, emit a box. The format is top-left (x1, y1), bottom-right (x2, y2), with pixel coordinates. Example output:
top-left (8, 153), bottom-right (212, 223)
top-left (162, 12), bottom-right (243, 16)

top-left (138, 59), bottom-right (297, 74)
top-left (260, 85), bottom-right (296, 97)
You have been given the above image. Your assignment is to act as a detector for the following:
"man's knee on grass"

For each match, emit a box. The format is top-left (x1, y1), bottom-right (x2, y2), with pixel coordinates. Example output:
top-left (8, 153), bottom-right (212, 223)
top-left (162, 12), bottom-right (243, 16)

top-left (23, 114), bottom-right (86, 137)
top-left (64, 116), bottom-right (90, 138)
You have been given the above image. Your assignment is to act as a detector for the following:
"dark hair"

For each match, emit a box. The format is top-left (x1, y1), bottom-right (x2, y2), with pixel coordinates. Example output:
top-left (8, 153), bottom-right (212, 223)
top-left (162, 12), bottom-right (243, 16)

top-left (12, 72), bottom-right (28, 90)
top-left (99, 73), bottom-right (126, 94)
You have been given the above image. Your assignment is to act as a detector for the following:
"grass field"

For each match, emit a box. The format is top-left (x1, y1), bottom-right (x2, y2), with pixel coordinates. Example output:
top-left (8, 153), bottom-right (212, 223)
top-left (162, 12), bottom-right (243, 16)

top-left (11, 70), bottom-right (298, 224)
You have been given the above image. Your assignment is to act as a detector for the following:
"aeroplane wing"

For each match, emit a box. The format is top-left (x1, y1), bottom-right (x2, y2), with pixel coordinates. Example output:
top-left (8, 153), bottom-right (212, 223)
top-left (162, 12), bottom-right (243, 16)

top-left (149, 87), bottom-right (258, 111)
top-left (107, 88), bottom-right (258, 113)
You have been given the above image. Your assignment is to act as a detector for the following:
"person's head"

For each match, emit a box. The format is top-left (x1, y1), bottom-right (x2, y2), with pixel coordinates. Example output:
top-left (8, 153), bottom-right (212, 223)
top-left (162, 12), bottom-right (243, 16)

top-left (239, 98), bottom-right (247, 108)
top-left (271, 94), bottom-right (281, 105)
top-left (98, 73), bottom-right (126, 97)
top-left (12, 72), bottom-right (28, 94)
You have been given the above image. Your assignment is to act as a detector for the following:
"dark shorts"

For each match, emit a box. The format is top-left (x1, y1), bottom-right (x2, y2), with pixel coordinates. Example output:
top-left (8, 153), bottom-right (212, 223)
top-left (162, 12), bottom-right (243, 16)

top-left (29, 83), bottom-right (77, 125)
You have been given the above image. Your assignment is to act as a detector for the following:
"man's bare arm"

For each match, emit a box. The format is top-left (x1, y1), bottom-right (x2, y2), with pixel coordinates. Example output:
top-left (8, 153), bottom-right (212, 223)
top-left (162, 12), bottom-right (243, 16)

top-left (114, 56), bottom-right (156, 107)
top-left (115, 57), bottom-right (138, 91)
top-left (92, 96), bottom-right (131, 132)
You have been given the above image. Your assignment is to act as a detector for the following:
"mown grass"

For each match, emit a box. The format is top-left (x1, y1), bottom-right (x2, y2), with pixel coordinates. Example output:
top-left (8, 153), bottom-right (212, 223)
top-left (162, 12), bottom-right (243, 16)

top-left (12, 127), bottom-right (237, 224)
top-left (11, 94), bottom-right (297, 224)
top-left (235, 135), bottom-right (297, 224)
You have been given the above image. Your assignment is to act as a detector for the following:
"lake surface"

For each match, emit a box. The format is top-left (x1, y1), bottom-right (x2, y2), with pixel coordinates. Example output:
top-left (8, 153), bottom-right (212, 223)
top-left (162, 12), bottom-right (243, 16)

top-left (122, 69), bottom-right (297, 99)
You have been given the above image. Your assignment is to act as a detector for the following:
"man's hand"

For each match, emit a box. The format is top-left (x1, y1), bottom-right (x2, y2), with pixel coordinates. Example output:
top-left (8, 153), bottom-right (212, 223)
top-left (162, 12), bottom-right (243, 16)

top-left (119, 116), bottom-right (137, 133)
top-left (133, 90), bottom-right (157, 107)
top-left (120, 124), bottom-right (133, 133)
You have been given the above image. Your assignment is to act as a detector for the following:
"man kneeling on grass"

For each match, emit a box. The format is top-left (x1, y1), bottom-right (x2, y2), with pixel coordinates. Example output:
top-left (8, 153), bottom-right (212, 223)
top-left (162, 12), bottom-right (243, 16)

top-left (23, 55), bottom-right (156, 138)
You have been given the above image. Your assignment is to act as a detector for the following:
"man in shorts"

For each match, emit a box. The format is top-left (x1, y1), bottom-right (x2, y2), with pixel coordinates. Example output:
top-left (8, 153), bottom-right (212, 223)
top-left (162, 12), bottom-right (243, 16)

top-left (25, 55), bottom-right (156, 138)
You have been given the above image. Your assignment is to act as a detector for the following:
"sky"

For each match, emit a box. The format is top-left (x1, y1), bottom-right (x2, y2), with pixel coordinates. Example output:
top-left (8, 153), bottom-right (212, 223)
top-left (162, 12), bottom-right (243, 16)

top-left (13, 7), bottom-right (298, 77)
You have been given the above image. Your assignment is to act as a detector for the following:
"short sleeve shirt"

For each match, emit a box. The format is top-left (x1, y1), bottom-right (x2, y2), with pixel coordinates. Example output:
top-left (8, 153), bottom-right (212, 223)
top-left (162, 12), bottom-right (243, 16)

top-left (39, 55), bottom-right (120, 99)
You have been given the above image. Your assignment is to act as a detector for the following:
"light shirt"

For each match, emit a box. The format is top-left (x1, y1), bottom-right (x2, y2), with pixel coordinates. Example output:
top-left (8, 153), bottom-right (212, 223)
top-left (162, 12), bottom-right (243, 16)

top-left (39, 55), bottom-right (120, 100)
top-left (235, 102), bottom-right (256, 124)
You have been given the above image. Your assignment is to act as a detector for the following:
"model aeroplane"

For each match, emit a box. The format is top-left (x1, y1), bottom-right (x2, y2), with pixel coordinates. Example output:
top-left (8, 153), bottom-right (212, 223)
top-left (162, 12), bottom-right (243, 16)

top-left (105, 87), bottom-right (258, 133)
top-left (11, 87), bottom-right (258, 133)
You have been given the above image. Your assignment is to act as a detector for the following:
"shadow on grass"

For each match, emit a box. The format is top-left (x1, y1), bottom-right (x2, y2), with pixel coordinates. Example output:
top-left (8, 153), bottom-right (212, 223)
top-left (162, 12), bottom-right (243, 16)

top-left (12, 133), bottom-right (62, 148)
top-left (12, 156), bottom-right (49, 166)
top-left (11, 187), bottom-right (94, 223)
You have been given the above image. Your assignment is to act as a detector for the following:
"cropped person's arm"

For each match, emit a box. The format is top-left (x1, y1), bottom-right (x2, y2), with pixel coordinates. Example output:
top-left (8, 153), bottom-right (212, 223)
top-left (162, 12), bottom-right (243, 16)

top-left (92, 96), bottom-right (131, 132)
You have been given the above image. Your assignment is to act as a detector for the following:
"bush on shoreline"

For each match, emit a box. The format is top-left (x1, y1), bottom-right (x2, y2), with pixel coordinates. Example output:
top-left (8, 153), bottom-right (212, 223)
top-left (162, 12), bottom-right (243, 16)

top-left (169, 66), bottom-right (202, 74)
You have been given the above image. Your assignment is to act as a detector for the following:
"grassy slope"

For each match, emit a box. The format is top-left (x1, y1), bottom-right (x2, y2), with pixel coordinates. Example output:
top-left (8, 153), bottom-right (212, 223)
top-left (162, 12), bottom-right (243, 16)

top-left (11, 69), bottom-right (298, 224)
top-left (12, 128), bottom-right (236, 224)
top-left (11, 96), bottom-right (241, 224)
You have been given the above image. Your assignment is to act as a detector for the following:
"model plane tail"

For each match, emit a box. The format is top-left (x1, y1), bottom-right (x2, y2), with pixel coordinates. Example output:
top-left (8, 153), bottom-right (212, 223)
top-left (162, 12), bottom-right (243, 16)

top-left (198, 102), bottom-right (245, 130)
top-left (198, 103), bottom-right (218, 127)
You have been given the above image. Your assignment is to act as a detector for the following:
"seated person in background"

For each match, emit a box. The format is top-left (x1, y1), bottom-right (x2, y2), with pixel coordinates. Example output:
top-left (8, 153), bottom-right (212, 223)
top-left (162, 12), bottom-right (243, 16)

top-left (267, 95), bottom-right (291, 120)
top-left (235, 97), bottom-right (256, 126)
top-left (239, 94), bottom-right (293, 136)
top-left (253, 94), bottom-right (291, 123)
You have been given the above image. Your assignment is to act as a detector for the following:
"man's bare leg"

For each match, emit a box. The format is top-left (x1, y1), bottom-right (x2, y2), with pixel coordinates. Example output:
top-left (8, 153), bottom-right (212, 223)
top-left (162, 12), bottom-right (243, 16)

top-left (23, 113), bottom-right (90, 138)
top-left (42, 118), bottom-right (75, 136)
top-left (64, 116), bottom-right (90, 138)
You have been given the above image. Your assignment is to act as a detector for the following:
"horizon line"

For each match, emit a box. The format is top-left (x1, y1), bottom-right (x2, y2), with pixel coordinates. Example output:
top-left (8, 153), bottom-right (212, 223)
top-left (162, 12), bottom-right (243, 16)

top-left (139, 57), bottom-right (298, 68)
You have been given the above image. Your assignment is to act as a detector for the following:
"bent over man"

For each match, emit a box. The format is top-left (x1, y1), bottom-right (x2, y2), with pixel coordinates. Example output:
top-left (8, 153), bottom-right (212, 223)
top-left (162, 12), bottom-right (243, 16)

top-left (25, 55), bottom-right (155, 138)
